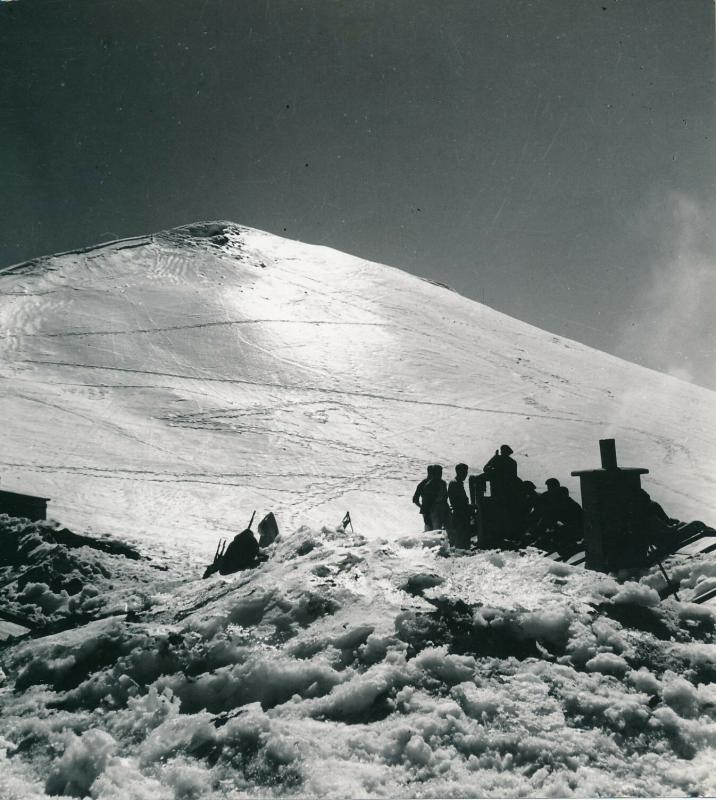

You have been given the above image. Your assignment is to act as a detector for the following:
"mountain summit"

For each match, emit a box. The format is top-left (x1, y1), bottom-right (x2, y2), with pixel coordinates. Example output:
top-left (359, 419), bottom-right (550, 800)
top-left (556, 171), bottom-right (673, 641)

top-left (1, 222), bottom-right (714, 556)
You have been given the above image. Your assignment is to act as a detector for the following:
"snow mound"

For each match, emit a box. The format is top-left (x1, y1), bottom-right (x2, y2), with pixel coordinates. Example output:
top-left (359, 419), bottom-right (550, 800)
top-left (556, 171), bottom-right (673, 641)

top-left (0, 516), bottom-right (174, 635)
top-left (2, 522), bottom-right (716, 797)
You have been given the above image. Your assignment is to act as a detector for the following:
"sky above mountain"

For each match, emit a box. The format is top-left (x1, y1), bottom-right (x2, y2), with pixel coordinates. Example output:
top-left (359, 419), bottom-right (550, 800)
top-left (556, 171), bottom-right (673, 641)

top-left (1, 0), bottom-right (714, 387)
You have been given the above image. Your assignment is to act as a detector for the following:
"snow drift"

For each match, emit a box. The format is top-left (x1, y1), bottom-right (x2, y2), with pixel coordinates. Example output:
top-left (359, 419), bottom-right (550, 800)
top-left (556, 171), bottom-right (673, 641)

top-left (1, 520), bottom-right (716, 798)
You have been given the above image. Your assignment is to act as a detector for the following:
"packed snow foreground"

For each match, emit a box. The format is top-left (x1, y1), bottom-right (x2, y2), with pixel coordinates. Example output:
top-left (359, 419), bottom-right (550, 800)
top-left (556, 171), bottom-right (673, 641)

top-left (1, 222), bottom-right (716, 798)
top-left (2, 515), bottom-right (716, 799)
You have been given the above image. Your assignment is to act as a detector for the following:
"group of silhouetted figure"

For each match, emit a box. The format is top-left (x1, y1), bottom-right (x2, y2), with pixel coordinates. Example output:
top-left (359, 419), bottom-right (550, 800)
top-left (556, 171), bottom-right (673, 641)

top-left (414, 444), bottom-right (584, 553)
top-left (413, 443), bottom-right (679, 556)
top-left (199, 441), bottom-right (685, 579)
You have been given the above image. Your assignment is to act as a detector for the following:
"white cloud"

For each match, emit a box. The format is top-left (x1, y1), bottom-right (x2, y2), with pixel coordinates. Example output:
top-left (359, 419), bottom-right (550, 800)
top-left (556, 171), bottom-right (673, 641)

top-left (620, 193), bottom-right (716, 389)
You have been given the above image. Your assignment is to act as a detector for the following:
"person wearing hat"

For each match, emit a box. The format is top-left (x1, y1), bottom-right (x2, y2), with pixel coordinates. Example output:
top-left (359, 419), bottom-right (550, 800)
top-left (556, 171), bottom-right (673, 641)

top-left (483, 445), bottom-right (519, 491)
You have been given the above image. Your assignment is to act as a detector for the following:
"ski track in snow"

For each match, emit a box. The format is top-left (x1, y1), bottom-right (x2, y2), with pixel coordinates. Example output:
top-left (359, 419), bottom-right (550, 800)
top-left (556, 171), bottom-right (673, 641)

top-left (13, 358), bottom-right (609, 424)
top-left (0, 318), bottom-right (393, 339)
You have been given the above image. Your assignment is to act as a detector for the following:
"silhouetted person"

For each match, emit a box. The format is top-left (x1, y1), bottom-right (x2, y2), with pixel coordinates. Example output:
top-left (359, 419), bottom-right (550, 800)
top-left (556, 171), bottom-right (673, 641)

top-left (637, 489), bottom-right (678, 544)
top-left (429, 465), bottom-right (450, 530)
top-left (554, 486), bottom-right (583, 543)
top-left (529, 480), bottom-right (582, 553)
top-left (413, 465), bottom-right (436, 531)
top-left (483, 444), bottom-right (518, 492)
top-left (516, 480), bottom-right (539, 542)
top-left (528, 478), bottom-right (563, 538)
top-left (484, 444), bottom-right (520, 540)
top-left (413, 465), bottom-right (449, 531)
top-left (639, 490), bottom-right (672, 525)
top-left (520, 480), bottom-right (538, 510)
top-left (447, 463), bottom-right (471, 548)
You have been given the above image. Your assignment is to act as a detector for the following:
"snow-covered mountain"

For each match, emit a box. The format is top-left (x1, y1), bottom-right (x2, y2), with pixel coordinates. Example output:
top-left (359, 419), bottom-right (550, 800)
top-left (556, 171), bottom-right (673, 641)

top-left (3, 223), bottom-right (716, 799)
top-left (1, 221), bottom-right (715, 560)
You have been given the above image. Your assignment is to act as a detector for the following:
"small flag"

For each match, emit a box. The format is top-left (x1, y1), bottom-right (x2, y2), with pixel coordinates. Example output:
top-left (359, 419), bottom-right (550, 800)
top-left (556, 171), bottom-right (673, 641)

top-left (342, 511), bottom-right (353, 531)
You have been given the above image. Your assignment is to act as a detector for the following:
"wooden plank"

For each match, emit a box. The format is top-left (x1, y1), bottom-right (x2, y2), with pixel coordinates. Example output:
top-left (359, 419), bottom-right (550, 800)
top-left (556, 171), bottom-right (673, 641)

top-left (692, 585), bottom-right (716, 605)
top-left (0, 619), bottom-right (30, 641)
top-left (566, 551), bottom-right (586, 565)
top-left (674, 531), bottom-right (716, 549)
top-left (674, 538), bottom-right (716, 556)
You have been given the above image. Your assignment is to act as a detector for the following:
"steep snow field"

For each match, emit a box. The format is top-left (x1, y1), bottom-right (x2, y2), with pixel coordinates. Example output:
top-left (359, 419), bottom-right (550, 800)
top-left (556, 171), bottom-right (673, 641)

top-left (2, 223), bottom-right (716, 799)
top-left (1, 222), bottom-right (714, 562)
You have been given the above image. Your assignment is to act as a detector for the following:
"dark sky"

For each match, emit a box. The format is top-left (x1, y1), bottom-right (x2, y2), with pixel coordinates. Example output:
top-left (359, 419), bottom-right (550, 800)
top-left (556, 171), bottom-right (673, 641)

top-left (1, 0), bottom-right (714, 388)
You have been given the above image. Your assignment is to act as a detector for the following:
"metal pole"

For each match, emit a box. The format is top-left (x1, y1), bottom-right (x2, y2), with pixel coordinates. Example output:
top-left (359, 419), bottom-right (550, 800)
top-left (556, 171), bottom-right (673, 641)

top-left (657, 560), bottom-right (680, 601)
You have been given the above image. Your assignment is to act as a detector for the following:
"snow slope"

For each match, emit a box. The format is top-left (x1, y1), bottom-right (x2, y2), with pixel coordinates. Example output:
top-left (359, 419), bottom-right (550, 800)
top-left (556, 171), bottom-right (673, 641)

top-left (1, 221), bottom-right (715, 561)
top-left (2, 223), bottom-right (716, 799)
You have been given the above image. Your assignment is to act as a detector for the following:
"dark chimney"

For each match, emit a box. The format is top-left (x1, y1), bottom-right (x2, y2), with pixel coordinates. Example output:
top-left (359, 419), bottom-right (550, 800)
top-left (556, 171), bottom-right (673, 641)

top-left (572, 440), bottom-right (649, 571)
top-left (599, 438), bottom-right (618, 470)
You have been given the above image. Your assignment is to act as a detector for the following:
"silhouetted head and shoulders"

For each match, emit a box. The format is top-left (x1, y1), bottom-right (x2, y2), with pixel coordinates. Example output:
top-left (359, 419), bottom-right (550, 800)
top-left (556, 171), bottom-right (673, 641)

top-left (453, 463), bottom-right (469, 483)
top-left (448, 463), bottom-right (470, 509)
top-left (557, 484), bottom-right (582, 511)
top-left (484, 444), bottom-right (518, 478)
top-left (521, 479), bottom-right (537, 496)
top-left (533, 478), bottom-right (561, 512)
top-left (518, 480), bottom-right (539, 511)
top-left (413, 464), bottom-right (437, 505)
top-left (431, 464), bottom-right (449, 501)
top-left (416, 464), bottom-right (447, 505)
top-left (420, 464), bottom-right (436, 486)
top-left (543, 478), bottom-right (561, 497)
